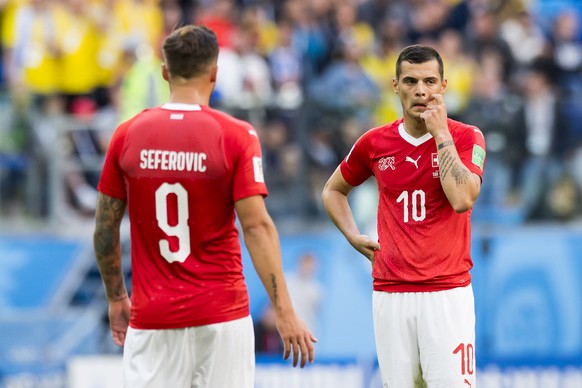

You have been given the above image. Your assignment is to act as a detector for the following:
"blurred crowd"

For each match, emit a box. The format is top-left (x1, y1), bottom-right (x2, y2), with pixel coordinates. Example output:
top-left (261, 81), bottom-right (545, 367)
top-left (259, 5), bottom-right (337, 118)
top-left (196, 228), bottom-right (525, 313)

top-left (0, 0), bottom-right (582, 226)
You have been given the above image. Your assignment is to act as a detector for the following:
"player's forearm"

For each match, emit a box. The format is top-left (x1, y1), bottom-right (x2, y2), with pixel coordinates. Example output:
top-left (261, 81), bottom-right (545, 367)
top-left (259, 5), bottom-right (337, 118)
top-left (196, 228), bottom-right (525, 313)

top-left (322, 188), bottom-right (361, 243)
top-left (243, 220), bottom-right (294, 315)
top-left (94, 231), bottom-right (126, 301)
top-left (93, 193), bottom-right (128, 302)
top-left (435, 138), bottom-right (479, 212)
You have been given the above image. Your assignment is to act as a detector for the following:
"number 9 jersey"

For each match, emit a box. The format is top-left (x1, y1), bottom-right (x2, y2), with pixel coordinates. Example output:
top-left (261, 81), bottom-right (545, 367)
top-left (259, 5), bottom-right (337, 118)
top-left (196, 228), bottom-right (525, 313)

top-left (98, 103), bottom-right (268, 329)
top-left (340, 118), bottom-right (486, 293)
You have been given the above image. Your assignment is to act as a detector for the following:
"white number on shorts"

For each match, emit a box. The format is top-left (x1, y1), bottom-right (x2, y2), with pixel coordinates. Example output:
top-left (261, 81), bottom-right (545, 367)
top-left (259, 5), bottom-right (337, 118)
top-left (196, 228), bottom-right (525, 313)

top-left (453, 342), bottom-right (474, 376)
top-left (396, 190), bottom-right (426, 223)
top-left (155, 182), bottom-right (191, 263)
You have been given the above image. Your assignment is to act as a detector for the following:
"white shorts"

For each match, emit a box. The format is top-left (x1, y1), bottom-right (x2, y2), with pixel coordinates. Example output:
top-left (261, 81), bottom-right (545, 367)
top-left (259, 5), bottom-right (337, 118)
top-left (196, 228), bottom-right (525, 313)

top-left (123, 315), bottom-right (255, 388)
top-left (373, 285), bottom-right (476, 388)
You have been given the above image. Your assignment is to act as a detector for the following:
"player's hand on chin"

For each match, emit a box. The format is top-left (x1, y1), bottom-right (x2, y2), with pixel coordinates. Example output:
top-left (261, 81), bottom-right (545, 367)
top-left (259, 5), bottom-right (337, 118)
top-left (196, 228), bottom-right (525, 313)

top-left (276, 314), bottom-right (317, 368)
top-left (420, 93), bottom-right (448, 137)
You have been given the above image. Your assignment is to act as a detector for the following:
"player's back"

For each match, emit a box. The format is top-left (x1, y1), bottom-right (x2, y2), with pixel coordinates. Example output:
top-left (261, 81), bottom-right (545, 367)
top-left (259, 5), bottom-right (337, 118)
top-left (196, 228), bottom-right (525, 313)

top-left (115, 103), bottom-right (264, 329)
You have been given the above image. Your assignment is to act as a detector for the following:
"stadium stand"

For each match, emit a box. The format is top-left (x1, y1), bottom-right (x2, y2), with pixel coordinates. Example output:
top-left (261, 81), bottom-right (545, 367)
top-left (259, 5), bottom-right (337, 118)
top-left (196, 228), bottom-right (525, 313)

top-left (2, 0), bottom-right (582, 387)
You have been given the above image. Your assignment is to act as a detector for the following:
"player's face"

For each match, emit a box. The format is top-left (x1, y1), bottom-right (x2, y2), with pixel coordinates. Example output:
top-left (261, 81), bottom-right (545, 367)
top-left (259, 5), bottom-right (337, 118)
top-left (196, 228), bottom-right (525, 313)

top-left (393, 60), bottom-right (447, 120)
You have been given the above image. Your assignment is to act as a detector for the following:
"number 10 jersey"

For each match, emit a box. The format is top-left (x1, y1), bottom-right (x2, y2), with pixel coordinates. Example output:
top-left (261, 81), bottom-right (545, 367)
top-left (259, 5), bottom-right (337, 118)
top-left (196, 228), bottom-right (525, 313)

top-left (340, 118), bottom-right (486, 292)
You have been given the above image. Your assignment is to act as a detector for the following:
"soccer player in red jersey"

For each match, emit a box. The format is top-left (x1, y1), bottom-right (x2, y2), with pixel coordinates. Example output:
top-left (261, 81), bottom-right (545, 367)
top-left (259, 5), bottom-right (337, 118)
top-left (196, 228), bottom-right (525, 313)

top-left (93, 25), bottom-right (316, 388)
top-left (322, 44), bottom-right (486, 387)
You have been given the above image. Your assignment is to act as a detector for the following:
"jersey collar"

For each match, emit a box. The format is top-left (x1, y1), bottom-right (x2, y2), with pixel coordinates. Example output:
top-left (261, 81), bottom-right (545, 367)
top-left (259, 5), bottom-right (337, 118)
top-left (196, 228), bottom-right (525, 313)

top-left (398, 122), bottom-right (433, 147)
top-left (160, 103), bottom-right (202, 111)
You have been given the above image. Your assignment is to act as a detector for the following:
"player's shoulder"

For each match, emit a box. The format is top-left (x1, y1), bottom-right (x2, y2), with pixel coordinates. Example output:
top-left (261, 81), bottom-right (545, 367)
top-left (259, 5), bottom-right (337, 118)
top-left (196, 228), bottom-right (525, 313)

top-left (447, 118), bottom-right (484, 139)
top-left (120, 106), bottom-right (160, 127)
top-left (112, 111), bottom-right (144, 137)
top-left (356, 118), bottom-right (402, 146)
top-left (202, 106), bottom-right (258, 137)
top-left (447, 118), bottom-right (480, 133)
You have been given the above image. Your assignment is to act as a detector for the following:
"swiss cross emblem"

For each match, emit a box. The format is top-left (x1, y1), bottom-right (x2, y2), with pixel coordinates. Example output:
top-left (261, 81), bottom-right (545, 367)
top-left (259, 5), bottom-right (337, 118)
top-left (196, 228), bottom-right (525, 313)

top-left (378, 156), bottom-right (395, 171)
top-left (431, 153), bottom-right (440, 178)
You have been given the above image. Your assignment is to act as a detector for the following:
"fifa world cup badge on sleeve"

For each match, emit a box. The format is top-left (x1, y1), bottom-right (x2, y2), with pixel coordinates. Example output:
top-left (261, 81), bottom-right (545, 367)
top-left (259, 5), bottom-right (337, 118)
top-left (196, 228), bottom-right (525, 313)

top-left (253, 156), bottom-right (265, 183)
top-left (472, 145), bottom-right (485, 170)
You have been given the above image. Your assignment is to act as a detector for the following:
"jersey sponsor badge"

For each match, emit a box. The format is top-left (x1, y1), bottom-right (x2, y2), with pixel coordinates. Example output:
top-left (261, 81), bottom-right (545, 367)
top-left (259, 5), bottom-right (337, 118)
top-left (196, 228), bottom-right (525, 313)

top-left (253, 156), bottom-right (265, 183)
top-left (472, 145), bottom-right (485, 170)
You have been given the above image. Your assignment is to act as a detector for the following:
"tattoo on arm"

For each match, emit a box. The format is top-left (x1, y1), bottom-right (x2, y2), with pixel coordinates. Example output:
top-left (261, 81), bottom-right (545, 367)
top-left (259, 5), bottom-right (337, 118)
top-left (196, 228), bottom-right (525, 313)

top-left (270, 273), bottom-right (278, 306)
top-left (450, 164), bottom-right (469, 186)
top-left (439, 150), bottom-right (469, 186)
top-left (438, 140), bottom-right (454, 150)
top-left (439, 150), bottom-right (454, 181)
top-left (94, 194), bottom-right (127, 301)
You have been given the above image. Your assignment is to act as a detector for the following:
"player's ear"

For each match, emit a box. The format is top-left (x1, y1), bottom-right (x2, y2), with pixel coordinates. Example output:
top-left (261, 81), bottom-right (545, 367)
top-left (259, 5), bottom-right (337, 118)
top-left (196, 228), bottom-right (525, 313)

top-left (441, 78), bottom-right (447, 94)
top-left (210, 65), bottom-right (218, 83)
top-left (392, 77), bottom-right (398, 94)
top-left (161, 63), bottom-right (169, 81)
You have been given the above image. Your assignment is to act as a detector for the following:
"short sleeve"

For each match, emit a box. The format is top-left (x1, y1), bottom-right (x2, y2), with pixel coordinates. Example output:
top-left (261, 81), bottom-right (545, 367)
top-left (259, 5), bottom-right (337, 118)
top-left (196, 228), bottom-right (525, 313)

top-left (457, 126), bottom-right (486, 180)
top-left (231, 126), bottom-right (268, 202)
top-left (97, 124), bottom-right (128, 200)
top-left (340, 134), bottom-right (373, 187)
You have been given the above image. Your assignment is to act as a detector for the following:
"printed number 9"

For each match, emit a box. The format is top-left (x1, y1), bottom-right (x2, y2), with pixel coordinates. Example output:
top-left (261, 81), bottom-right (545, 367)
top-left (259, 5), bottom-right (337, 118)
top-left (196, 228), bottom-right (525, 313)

top-left (155, 183), bottom-right (191, 263)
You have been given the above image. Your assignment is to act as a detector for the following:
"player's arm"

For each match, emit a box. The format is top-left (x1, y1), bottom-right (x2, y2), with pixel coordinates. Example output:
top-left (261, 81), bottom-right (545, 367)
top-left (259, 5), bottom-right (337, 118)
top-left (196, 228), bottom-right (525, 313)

top-left (421, 94), bottom-right (481, 212)
top-left (235, 195), bottom-right (316, 368)
top-left (322, 166), bottom-right (380, 262)
top-left (436, 137), bottom-right (481, 212)
top-left (93, 192), bottom-right (130, 346)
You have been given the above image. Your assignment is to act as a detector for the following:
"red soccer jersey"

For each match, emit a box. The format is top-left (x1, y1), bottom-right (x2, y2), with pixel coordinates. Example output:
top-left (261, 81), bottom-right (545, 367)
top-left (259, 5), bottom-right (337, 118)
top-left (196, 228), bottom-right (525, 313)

top-left (341, 118), bottom-right (486, 292)
top-left (98, 103), bottom-right (268, 329)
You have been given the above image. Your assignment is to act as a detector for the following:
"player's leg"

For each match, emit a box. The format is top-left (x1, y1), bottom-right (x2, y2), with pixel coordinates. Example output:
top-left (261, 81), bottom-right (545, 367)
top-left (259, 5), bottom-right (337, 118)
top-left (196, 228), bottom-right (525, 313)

top-left (418, 285), bottom-right (476, 388)
top-left (123, 327), bottom-right (192, 388)
top-left (192, 315), bottom-right (255, 388)
top-left (373, 291), bottom-right (424, 388)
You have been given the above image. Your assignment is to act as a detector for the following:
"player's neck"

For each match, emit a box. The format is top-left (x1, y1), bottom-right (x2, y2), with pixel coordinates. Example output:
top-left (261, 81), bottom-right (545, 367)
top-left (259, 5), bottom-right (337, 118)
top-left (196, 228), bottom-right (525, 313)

top-left (168, 84), bottom-right (212, 106)
top-left (402, 118), bottom-right (429, 138)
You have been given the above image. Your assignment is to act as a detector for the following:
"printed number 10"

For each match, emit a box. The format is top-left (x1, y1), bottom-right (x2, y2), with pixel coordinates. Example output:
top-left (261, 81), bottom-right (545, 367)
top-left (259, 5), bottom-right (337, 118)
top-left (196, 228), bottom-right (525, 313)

top-left (396, 190), bottom-right (426, 222)
top-left (453, 343), bottom-right (474, 376)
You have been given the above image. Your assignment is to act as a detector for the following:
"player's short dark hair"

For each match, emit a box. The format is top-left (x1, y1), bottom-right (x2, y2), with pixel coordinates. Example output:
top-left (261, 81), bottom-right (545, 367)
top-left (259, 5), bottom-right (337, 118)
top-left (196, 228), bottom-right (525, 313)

top-left (395, 44), bottom-right (444, 80)
top-left (162, 25), bottom-right (219, 79)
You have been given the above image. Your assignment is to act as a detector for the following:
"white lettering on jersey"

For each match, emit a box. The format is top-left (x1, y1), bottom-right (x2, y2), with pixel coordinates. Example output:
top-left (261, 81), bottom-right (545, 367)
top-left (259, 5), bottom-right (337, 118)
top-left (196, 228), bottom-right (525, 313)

top-left (140, 149), bottom-right (207, 172)
top-left (253, 156), bottom-right (264, 183)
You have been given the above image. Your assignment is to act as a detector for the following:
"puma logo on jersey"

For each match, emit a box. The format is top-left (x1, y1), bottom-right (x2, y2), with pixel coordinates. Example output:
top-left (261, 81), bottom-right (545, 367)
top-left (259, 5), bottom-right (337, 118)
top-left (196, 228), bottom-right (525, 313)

top-left (464, 379), bottom-right (472, 387)
top-left (405, 155), bottom-right (421, 169)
